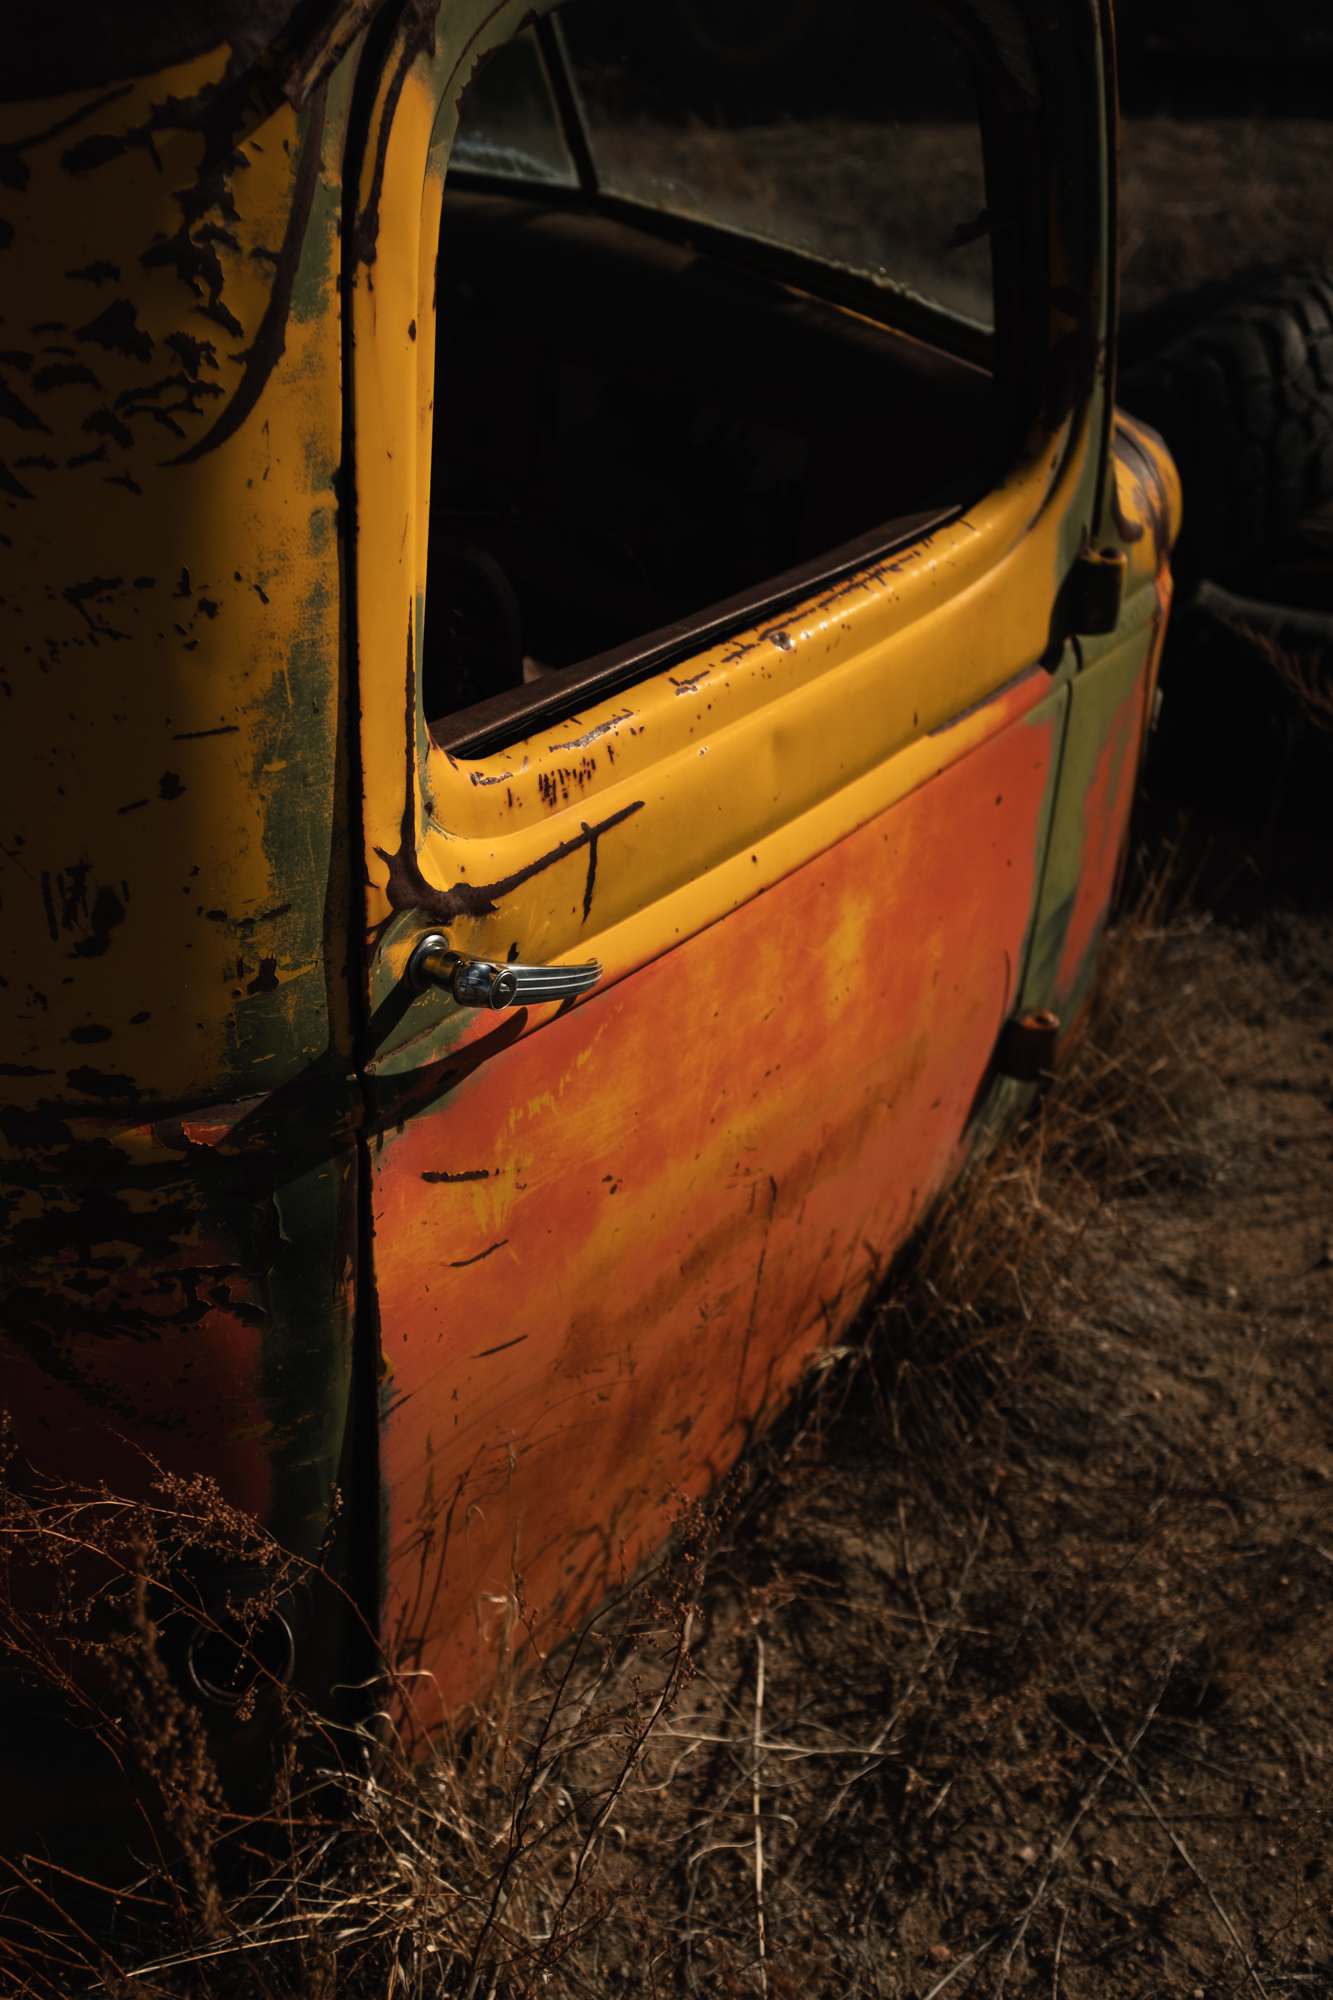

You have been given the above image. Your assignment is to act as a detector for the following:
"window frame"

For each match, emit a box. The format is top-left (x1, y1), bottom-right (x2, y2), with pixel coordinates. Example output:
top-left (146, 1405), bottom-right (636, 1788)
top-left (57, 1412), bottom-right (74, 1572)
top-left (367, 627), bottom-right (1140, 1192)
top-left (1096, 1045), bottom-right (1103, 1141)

top-left (427, 0), bottom-right (1056, 759)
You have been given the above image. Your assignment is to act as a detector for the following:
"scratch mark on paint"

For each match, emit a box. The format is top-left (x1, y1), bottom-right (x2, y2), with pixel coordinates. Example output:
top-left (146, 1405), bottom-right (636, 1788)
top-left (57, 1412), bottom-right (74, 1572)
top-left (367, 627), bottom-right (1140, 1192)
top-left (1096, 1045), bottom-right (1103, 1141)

top-left (472, 1336), bottom-right (528, 1359)
top-left (733, 1175), bottom-right (778, 1420)
top-left (449, 1238), bottom-right (508, 1269)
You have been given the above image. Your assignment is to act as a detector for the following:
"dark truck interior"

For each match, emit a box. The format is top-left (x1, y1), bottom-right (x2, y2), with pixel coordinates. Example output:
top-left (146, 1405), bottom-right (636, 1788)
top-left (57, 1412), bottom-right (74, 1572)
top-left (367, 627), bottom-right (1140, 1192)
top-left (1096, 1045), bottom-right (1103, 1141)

top-left (420, 3), bottom-right (1002, 749)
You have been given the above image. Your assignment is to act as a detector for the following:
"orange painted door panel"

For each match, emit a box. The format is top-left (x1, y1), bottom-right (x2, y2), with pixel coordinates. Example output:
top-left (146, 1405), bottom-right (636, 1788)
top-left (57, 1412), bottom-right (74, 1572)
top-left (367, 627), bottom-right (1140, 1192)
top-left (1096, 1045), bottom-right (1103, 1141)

top-left (367, 665), bottom-right (1067, 1714)
top-left (344, 3), bottom-right (1109, 1712)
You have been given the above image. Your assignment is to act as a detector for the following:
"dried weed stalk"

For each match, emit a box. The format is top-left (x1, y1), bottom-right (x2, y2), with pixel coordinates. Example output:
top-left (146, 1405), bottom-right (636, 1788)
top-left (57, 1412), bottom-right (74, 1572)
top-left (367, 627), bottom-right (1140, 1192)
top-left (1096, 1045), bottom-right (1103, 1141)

top-left (0, 1454), bottom-right (724, 1999)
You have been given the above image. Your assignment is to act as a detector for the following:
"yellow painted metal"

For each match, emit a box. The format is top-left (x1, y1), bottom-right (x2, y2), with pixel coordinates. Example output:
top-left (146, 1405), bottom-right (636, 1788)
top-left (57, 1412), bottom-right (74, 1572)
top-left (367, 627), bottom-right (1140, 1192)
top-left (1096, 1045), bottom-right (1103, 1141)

top-left (0, 39), bottom-right (365, 1776)
top-left (350, 3), bottom-right (1112, 1011)
top-left (410, 448), bottom-right (1085, 984)
top-left (374, 666), bottom-right (1069, 1706)
top-left (0, 0), bottom-right (1179, 1757)
top-left (1114, 409), bottom-right (1184, 565)
top-left (0, 54), bottom-right (349, 1111)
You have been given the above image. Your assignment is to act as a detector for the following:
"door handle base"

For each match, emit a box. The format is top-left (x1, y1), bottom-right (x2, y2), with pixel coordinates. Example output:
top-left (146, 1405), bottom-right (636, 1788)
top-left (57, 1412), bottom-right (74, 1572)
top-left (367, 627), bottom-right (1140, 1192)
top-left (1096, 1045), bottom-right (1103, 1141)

top-left (407, 932), bottom-right (602, 1010)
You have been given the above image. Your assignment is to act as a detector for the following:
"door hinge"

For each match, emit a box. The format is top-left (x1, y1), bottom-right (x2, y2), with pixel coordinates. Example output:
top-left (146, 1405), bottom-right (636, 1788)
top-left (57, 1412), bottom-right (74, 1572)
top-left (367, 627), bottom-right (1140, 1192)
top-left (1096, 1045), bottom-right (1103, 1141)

top-left (1068, 542), bottom-right (1127, 636)
top-left (995, 1009), bottom-right (1062, 1083)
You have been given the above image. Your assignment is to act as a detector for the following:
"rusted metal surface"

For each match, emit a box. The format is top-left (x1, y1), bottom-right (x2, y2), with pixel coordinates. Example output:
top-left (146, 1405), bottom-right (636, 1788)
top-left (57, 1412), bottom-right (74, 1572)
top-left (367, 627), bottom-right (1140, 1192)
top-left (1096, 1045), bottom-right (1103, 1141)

top-left (0, 0), bottom-right (1181, 1809)
top-left (0, 32), bottom-right (363, 1747)
top-left (372, 671), bottom-right (1065, 1717)
top-left (2, 0), bottom-right (386, 107)
top-left (1, 1097), bottom-right (357, 1545)
top-left (0, 51), bottom-right (352, 1105)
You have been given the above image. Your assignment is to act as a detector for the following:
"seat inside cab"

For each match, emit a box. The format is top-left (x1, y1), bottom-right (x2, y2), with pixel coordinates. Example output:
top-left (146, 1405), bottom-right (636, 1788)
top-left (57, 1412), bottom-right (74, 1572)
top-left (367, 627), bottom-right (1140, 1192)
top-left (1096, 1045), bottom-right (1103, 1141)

top-left (422, 2), bottom-right (999, 742)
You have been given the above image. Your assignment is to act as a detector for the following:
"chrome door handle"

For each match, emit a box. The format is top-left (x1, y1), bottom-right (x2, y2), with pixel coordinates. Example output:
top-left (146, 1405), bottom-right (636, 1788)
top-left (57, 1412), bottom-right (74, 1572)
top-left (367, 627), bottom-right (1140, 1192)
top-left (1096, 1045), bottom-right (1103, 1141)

top-left (407, 931), bottom-right (602, 1010)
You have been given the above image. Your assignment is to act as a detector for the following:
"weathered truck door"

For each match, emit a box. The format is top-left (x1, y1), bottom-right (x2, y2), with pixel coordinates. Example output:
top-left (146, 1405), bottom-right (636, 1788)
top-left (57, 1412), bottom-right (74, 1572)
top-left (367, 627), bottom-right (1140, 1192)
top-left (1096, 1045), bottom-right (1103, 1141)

top-left (342, 0), bottom-right (1110, 1713)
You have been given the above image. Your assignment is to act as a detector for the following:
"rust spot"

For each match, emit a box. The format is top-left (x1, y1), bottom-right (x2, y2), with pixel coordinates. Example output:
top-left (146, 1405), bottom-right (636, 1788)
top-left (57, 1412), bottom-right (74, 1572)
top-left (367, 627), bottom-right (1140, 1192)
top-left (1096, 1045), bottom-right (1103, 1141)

top-left (548, 708), bottom-right (633, 751)
top-left (0, 379), bottom-right (49, 432)
top-left (168, 83), bottom-right (329, 466)
top-left (65, 1064), bottom-right (140, 1100)
top-left (83, 405), bottom-right (133, 449)
top-left (76, 299), bottom-right (153, 364)
top-left (32, 361), bottom-right (100, 392)
top-left (39, 865), bottom-right (126, 958)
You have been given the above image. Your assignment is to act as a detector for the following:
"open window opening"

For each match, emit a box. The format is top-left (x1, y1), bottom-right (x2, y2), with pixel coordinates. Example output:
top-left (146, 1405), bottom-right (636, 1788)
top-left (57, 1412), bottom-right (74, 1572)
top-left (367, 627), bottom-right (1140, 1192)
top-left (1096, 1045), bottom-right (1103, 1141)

top-left (422, 0), bottom-right (1028, 755)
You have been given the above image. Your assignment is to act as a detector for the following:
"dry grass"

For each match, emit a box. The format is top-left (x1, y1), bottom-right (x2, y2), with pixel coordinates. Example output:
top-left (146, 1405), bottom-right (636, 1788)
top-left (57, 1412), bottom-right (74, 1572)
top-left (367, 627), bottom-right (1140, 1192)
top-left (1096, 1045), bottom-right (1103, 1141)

top-left (7, 861), bottom-right (1330, 1998)
top-left (588, 111), bottom-right (1333, 332)
top-left (1240, 636), bottom-right (1333, 740)
top-left (0, 1470), bottom-right (722, 1998)
top-left (590, 116), bottom-right (998, 323)
top-left (1119, 117), bottom-right (1333, 319)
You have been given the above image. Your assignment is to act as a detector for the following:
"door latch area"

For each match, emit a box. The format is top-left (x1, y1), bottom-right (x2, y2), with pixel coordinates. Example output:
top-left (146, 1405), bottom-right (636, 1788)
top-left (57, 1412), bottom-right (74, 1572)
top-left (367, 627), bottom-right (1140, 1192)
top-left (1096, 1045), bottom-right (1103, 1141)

top-left (1069, 542), bottom-right (1128, 636)
top-left (407, 931), bottom-right (602, 1010)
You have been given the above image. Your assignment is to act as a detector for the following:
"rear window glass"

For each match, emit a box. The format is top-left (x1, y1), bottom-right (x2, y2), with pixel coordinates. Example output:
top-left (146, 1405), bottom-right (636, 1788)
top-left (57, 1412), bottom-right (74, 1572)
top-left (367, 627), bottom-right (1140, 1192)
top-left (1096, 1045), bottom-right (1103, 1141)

top-left (451, 28), bottom-right (578, 186)
top-left (561, 1), bottom-right (991, 325)
top-left (448, 1), bottom-right (994, 328)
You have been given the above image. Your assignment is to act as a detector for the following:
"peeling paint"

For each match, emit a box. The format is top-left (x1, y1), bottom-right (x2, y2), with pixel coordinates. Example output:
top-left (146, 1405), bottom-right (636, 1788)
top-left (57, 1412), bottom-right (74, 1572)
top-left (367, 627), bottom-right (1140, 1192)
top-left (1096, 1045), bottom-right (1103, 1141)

top-left (0, 0), bottom-right (1177, 1785)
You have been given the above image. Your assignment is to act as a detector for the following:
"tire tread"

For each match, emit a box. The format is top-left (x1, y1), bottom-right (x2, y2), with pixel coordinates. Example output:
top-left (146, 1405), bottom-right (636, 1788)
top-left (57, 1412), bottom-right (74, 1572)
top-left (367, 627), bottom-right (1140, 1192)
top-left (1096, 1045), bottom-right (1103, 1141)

top-left (1121, 266), bottom-right (1333, 588)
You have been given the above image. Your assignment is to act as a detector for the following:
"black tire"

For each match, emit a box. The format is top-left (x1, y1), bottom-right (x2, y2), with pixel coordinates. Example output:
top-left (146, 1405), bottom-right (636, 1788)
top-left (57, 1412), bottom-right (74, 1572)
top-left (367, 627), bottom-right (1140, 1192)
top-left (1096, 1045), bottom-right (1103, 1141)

top-left (1119, 266), bottom-right (1333, 596)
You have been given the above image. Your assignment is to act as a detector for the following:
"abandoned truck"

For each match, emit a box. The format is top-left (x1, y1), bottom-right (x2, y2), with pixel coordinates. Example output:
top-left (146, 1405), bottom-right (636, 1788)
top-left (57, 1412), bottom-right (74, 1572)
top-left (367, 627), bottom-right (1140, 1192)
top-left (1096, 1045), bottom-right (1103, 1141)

top-left (0, 0), bottom-right (1178, 1817)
